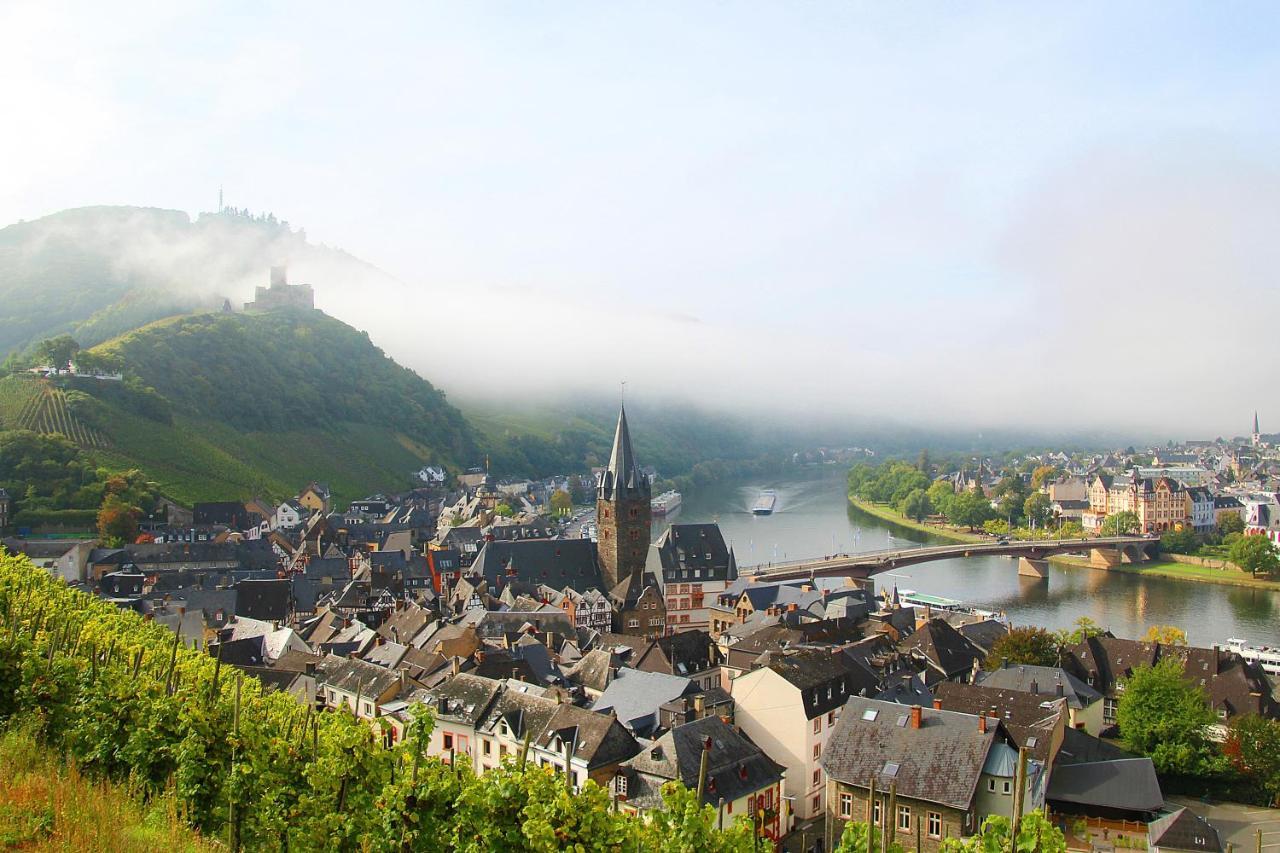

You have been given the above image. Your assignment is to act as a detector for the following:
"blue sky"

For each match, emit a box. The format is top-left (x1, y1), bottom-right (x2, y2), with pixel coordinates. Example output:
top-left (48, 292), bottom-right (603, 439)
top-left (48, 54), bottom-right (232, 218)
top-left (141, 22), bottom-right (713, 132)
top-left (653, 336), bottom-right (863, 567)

top-left (4, 3), bottom-right (1278, 432)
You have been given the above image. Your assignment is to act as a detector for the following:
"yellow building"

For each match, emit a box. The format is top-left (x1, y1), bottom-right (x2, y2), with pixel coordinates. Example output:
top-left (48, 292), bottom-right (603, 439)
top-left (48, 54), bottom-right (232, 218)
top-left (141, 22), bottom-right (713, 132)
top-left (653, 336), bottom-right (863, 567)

top-left (1083, 472), bottom-right (1189, 534)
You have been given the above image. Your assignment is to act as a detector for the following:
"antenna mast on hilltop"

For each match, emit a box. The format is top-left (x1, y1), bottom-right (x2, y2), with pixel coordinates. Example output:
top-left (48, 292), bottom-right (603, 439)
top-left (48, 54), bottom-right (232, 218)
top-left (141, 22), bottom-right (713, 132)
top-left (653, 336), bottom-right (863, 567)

top-left (218, 186), bottom-right (224, 213)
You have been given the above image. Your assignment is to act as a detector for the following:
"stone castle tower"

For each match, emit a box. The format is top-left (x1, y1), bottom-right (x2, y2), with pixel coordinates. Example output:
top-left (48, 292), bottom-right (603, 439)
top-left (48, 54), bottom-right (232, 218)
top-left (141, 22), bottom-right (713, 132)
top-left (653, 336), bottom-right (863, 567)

top-left (596, 406), bottom-right (651, 593)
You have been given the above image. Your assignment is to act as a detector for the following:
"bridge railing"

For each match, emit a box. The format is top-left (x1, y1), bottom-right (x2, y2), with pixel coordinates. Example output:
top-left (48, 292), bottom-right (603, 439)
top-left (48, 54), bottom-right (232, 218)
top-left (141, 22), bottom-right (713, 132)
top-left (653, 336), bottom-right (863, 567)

top-left (742, 536), bottom-right (1148, 573)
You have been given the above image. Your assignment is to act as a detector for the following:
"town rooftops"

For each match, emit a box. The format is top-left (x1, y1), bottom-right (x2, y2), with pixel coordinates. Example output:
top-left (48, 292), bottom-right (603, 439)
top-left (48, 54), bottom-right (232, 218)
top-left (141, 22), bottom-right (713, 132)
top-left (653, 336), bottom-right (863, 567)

top-left (1045, 758), bottom-right (1164, 815)
top-left (1147, 807), bottom-right (1223, 853)
top-left (472, 539), bottom-right (604, 594)
top-left (590, 668), bottom-right (698, 735)
top-left (820, 696), bottom-right (1003, 811)
top-left (759, 646), bottom-right (873, 719)
top-left (650, 523), bottom-right (737, 583)
top-left (424, 673), bottom-right (503, 726)
top-left (623, 715), bottom-right (784, 809)
top-left (975, 663), bottom-right (1102, 709)
top-left (537, 703), bottom-right (640, 769)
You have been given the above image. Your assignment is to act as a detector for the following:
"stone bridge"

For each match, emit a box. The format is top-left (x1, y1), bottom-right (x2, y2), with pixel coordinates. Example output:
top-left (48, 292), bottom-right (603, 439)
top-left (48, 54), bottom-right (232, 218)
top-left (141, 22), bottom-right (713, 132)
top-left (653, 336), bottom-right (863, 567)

top-left (743, 536), bottom-right (1154, 583)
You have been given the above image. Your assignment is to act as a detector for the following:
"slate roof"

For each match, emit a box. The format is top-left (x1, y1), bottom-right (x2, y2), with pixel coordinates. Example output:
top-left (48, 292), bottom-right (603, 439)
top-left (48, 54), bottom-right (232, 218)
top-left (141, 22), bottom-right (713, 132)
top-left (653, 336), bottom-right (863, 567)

top-left (1045, 758), bottom-right (1163, 814)
top-left (538, 703), bottom-right (641, 769)
top-left (931, 682), bottom-right (1063, 763)
top-left (820, 696), bottom-right (1001, 810)
top-left (598, 406), bottom-right (649, 502)
top-left (473, 539), bottom-right (604, 594)
top-left (901, 618), bottom-right (985, 682)
top-left (1063, 636), bottom-right (1159, 691)
top-left (954, 619), bottom-right (1009, 655)
top-left (377, 603), bottom-right (435, 646)
top-left (975, 664), bottom-right (1102, 710)
top-left (651, 524), bottom-right (736, 584)
top-left (479, 683), bottom-right (561, 741)
top-left (590, 669), bottom-right (698, 735)
top-left (316, 652), bottom-right (402, 699)
top-left (760, 647), bottom-right (877, 719)
top-left (1148, 807), bottom-right (1223, 852)
top-left (424, 673), bottom-right (503, 726)
top-left (235, 578), bottom-right (291, 622)
top-left (635, 630), bottom-right (722, 678)
top-left (623, 715), bottom-right (784, 809)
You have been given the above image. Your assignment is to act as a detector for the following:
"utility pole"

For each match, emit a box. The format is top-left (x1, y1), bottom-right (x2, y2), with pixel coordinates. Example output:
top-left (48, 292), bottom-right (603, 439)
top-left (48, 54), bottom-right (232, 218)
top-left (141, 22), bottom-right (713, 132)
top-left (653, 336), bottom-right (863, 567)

top-left (696, 736), bottom-right (712, 802)
top-left (866, 775), bottom-right (877, 853)
top-left (1010, 746), bottom-right (1028, 847)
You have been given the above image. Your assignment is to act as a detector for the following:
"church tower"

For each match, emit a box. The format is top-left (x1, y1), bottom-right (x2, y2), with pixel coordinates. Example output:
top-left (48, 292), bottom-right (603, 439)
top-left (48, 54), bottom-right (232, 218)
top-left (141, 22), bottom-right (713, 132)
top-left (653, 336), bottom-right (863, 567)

top-left (596, 406), bottom-right (651, 593)
top-left (1253, 412), bottom-right (1262, 447)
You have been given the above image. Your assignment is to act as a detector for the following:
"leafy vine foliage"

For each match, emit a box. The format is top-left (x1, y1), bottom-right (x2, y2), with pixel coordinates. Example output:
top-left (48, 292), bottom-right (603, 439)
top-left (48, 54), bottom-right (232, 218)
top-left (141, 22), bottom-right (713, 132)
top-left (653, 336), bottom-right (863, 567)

top-left (0, 551), bottom-right (755, 851)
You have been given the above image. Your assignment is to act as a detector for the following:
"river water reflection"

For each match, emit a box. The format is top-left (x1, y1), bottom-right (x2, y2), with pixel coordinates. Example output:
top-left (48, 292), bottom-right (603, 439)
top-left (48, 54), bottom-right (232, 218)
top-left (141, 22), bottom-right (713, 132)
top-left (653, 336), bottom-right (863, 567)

top-left (657, 468), bottom-right (1280, 647)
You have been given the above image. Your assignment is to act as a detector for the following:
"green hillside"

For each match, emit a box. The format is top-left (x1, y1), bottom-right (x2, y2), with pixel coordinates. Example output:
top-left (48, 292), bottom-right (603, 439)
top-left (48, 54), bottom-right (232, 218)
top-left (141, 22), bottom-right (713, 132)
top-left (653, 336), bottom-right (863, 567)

top-left (0, 205), bottom-right (391, 360)
top-left (0, 311), bottom-right (479, 507)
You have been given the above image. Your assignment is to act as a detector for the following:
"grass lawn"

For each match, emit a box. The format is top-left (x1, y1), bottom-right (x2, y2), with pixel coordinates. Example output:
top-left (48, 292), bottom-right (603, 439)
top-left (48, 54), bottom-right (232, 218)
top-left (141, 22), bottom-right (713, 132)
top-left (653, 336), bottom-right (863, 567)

top-left (0, 725), bottom-right (215, 852)
top-left (1050, 554), bottom-right (1280, 591)
top-left (846, 496), bottom-right (987, 544)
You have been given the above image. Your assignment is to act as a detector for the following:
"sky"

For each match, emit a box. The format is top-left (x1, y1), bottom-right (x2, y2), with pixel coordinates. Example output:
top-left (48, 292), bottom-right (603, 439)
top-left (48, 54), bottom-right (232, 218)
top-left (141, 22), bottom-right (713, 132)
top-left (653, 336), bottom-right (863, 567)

top-left (4, 2), bottom-right (1279, 437)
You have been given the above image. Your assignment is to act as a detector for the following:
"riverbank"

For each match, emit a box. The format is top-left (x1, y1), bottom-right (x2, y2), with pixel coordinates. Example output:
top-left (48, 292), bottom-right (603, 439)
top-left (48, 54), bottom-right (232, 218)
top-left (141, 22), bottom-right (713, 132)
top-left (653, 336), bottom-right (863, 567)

top-left (846, 496), bottom-right (986, 544)
top-left (1049, 554), bottom-right (1280, 592)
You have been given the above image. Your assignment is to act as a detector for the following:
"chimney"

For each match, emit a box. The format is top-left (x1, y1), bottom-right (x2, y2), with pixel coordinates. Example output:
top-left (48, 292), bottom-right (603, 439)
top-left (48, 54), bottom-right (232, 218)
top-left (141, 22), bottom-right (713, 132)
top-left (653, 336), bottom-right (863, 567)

top-left (475, 650), bottom-right (485, 664)
top-left (1030, 680), bottom-right (1039, 695)
top-left (787, 603), bottom-right (798, 613)
top-left (932, 699), bottom-right (942, 710)
top-left (978, 715), bottom-right (988, 734)
top-left (1055, 683), bottom-right (1064, 698)
top-left (694, 694), bottom-right (706, 716)
top-left (376, 636), bottom-right (386, 646)
top-left (910, 705), bottom-right (922, 729)
top-left (451, 656), bottom-right (461, 676)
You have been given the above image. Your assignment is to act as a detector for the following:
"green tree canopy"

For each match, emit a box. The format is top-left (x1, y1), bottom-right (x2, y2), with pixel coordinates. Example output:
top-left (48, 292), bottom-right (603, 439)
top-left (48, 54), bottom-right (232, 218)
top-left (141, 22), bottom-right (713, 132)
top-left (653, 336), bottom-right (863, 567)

top-left (940, 812), bottom-right (1066, 852)
top-left (927, 479), bottom-right (956, 518)
top-left (1218, 513), bottom-right (1246, 535)
top-left (1023, 492), bottom-right (1053, 529)
top-left (1225, 714), bottom-right (1280, 806)
top-left (898, 488), bottom-right (932, 522)
top-left (1117, 657), bottom-right (1221, 777)
top-left (1229, 534), bottom-right (1280, 577)
top-left (1100, 510), bottom-right (1140, 536)
top-left (946, 491), bottom-right (995, 531)
top-left (35, 335), bottom-right (81, 371)
top-left (986, 626), bottom-right (1059, 669)
top-left (1054, 616), bottom-right (1104, 648)
top-left (548, 489), bottom-right (572, 517)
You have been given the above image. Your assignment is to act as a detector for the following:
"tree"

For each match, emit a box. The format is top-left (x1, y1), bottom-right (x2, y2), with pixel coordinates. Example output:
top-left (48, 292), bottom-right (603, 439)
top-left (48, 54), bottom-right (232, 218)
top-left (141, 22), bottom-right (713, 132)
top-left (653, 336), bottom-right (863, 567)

top-left (1100, 510), bottom-right (1140, 536)
top-left (97, 494), bottom-right (141, 547)
top-left (1023, 493), bottom-right (1053, 530)
top-left (1218, 513), bottom-right (1246, 536)
top-left (1160, 527), bottom-right (1200, 555)
top-left (898, 488), bottom-right (932, 522)
top-left (567, 475), bottom-right (589, 505)
top-left (1057, 521), bottom-right (1085, 538)
top-left (947, 491), bottom-right (995, 531)
top-left (1055, 616), bottom-right (1104, 648)
top-left (1144, 625), bottom-right (1187, 645)
top-left (941, 812), bottom-right (1066, 852)
top-left (833, 819), bottom-right (904, 853)
top-left (1030, 465), bottom-right (1062, 490)
top-left (1229, 534), bottom-right (1280, 577)
top-left (983, 519), bottom-right (1010, 536)
top-left (986, 626), bottom-right (1059, 669)
top-left (493, 503), bottom-right (515, 518)
top-left (1224, 714), bottom-right (1280, 806)
top-left (35, 335), bottom-right (81, 372)
top-left (548, 489), bottom-right (572, 517)
top-left (1117, 658), bottom-right (1221, 777)
top-left (927, 480), bottom-right (955, 518)
top-left (916, 449), bottom-right (931, 476)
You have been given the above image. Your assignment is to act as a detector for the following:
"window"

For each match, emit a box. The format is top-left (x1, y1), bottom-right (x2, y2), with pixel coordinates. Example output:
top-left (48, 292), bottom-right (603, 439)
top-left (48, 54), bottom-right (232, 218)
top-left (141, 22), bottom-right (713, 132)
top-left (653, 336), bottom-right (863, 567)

top-left (443, 733), bottom-right (454, 750)
top-left (839, 792), bottom-right (853, 819)
top-left (499, 744), bottom-right (508, 756)
top-left (813, 717), bottom-right (822, 734)
top-left (986, 778), bottom-right (996, 793)
top-left (1002, 780), bottom-right (1012, 795)
top-left (928, 812), bottom-right (941, 839)
top-left (828, 710), bottom-right (836, 726)
top-left (897, 805), bottom-right (911, 832)
top-left (812, 768), bottom-right (821, 786)
top-left (872, 801), bottom-right (882, 826)
top-left (628, 618), bottom-right (639, 628)
top-left (615, 774), bottom-right (628, 796)
top-left (812, 794), bottom-right (821, 813)
top-left (482, 740), bottom-right (491, 756)
top-left (813, 743), bottom-right (821, 760)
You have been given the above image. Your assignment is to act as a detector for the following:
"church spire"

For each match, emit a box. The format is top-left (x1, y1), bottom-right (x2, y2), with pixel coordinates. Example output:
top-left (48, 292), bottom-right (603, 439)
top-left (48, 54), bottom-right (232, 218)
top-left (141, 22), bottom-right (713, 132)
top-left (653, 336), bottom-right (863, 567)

top-left (599, 405), bottom-right (648, 500)
top-left (1255, 411), bottom-right (1260, 435)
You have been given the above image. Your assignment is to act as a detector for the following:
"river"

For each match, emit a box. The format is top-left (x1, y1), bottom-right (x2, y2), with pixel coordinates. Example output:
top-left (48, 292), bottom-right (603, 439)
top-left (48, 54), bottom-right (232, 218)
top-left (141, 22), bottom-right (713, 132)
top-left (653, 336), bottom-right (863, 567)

top-left (657, 467), bottom-right (1280, 648)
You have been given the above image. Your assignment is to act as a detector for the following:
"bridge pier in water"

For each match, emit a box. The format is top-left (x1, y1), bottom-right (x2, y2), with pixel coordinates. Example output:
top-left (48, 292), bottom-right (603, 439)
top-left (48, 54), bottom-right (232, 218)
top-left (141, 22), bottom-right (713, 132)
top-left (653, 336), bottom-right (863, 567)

top-left (1090, 545), bottom-right (1149, 568)
top-left (1017, 557), bottom-right (1049, 580)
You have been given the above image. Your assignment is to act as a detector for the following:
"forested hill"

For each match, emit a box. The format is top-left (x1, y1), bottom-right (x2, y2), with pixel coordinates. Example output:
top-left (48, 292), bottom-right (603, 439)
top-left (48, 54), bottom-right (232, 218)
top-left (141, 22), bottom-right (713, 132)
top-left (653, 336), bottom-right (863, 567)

top-left (0, 205), bottom-right (387, 359)
top-left (0, 309), bottom-right (479, 507)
